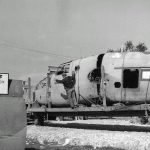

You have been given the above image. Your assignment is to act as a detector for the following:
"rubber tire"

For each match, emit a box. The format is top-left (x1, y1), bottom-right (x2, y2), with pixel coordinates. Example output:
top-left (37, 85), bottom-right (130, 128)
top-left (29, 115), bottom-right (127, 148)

top-left (140, 117), bottom-right (148, 124)
top-left (34, 113), bottom-right (44, 126)
top-left (48, 115), bottom-right (56, 120)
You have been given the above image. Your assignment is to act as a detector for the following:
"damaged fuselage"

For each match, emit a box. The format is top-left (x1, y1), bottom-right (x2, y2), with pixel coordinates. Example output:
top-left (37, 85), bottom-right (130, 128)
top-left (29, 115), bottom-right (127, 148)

top-left (35, 52), bottom-right (150, 107)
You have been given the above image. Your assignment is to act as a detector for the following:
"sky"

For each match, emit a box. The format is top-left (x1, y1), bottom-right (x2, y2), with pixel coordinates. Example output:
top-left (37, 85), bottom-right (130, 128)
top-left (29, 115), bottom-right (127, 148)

top-left (0, 0), bottom-right (150, 84)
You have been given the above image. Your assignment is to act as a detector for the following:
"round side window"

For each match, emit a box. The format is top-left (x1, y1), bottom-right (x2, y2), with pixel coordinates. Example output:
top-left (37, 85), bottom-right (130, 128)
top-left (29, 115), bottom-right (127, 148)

top-left (114, 82), bottom-right (121, 88)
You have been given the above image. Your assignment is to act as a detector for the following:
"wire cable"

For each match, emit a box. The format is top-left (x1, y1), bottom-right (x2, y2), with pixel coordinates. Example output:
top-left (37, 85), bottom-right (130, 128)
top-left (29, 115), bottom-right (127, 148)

top-left (0, 41), bottom-right (76, 59)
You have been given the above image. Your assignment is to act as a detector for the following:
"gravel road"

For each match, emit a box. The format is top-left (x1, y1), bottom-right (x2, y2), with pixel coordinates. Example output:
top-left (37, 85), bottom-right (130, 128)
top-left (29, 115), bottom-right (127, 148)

top-left (26, 118), bottom-right (150, 150)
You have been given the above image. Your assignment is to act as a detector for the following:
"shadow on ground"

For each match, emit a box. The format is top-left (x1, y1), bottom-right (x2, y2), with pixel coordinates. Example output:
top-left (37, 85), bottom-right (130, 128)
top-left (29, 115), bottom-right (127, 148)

top-left (26, 145), bottom-right (126, 150)
top-left (44, 122), bottom-right (150, 132)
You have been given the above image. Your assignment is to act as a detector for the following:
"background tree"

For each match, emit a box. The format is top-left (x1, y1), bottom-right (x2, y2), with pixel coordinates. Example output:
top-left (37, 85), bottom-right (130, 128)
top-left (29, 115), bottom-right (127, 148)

top-left (107, 48), bottom-right (121, 53)
top-left (107, 41), bottom-right (148, 53)
top-left (124, 41), bottom-right (134, 52)
top-left (136, 43), bottom-right (147, 52)
top-left (107, 49), bottom-right (114, 53)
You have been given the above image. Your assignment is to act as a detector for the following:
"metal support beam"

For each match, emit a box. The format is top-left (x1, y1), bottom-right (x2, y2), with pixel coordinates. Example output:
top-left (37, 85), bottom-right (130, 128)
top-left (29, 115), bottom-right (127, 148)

top-left (46, 73), bottom-right (51, 108)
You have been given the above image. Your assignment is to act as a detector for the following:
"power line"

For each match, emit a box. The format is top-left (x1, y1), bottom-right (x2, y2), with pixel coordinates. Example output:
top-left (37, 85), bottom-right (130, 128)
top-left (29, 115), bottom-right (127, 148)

top-left (0, 42), bottom-right (76, 59)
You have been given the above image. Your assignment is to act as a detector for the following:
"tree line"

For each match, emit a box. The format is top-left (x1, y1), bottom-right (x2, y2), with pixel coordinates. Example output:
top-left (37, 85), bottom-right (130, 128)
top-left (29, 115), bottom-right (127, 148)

top-left (107, 41), bottom-right (148, 53)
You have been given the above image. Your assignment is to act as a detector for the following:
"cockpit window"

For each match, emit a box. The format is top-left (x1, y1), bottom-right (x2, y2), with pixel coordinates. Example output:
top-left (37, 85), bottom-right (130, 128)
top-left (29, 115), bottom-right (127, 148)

top-left (56, 66), bottom-right (64, 75)
top-left (123, 69), bottom-right (139, 88)
top-left (56, 63), bottom-right (70, 75)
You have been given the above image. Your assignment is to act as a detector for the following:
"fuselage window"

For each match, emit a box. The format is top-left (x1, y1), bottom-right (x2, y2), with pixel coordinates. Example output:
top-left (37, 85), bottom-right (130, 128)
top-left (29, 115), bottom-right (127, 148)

top-left (123, 69), bottom-right (139, 88)
top-left (141, 70), bottom-right (150, 80)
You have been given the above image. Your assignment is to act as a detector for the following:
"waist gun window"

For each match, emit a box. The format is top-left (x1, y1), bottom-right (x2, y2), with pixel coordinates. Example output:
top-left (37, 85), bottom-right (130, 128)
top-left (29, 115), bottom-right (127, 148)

top-left (123, 69), bottom-right (139, 88)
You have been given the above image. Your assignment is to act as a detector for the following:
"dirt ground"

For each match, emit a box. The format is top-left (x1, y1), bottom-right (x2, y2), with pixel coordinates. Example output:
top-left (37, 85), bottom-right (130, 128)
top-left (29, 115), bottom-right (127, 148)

top-left (26, 118), bottom-right (150, 150)
top-left (25, 136), bottom-right (126, 150)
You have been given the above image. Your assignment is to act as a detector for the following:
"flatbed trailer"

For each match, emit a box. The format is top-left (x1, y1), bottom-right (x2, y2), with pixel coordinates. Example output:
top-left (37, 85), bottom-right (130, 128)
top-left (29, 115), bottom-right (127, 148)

top-left (27, 103), bottom-right (150, 125)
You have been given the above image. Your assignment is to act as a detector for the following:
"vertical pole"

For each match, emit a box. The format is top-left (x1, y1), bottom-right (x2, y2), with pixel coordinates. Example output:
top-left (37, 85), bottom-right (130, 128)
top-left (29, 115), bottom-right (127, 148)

top-left (102, 89), bottom-right (107, 107)
top-left (46, 73), bottom-right (51, 108)
top-left (28, 77), bottom-right (31, 108)
top-left (33, 91), bottom-right (35, 102)
top-left (77, 60), bottom-right (81, 104)
top-left (101, 66), bottom-right (107, 107)
top-left (98, 72), bottom-right (101, 103)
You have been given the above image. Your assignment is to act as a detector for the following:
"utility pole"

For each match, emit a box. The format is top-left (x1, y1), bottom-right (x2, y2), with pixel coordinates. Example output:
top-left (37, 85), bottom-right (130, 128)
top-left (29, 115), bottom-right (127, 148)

top-left (28, 77), bottom-right (31, 108)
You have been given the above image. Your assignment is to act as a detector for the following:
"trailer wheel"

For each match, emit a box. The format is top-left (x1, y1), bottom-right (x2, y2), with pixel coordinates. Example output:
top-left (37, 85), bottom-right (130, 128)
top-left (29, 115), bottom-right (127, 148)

top-left (140, 116), bottom-right (148, 124)
top-left (48, 115), bottom-right (56, 120)
top-left (34, 113), bottom-right (45, 126)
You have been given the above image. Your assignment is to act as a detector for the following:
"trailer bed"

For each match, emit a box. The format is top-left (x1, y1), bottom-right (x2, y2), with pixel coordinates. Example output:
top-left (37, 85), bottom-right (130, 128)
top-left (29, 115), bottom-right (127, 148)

top-left (27, 104), bottom-right (150, 117)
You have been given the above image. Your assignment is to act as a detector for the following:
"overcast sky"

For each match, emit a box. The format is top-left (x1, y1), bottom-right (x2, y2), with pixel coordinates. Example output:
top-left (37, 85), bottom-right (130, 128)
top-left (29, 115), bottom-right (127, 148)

top-left (0, 0), bottom-right (150, 84)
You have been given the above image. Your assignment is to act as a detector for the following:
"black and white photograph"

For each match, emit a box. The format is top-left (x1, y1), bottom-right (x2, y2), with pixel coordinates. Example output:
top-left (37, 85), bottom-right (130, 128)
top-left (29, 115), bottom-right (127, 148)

top-left (1, 0), bottom-right (150, 150)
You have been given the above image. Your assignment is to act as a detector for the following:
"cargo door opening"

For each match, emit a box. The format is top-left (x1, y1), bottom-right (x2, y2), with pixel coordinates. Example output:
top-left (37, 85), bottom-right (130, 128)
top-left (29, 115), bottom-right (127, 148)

top-left (97, 54), bottom-right (104, 95)
top-left (87, 54), bottom-right (104, 95)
